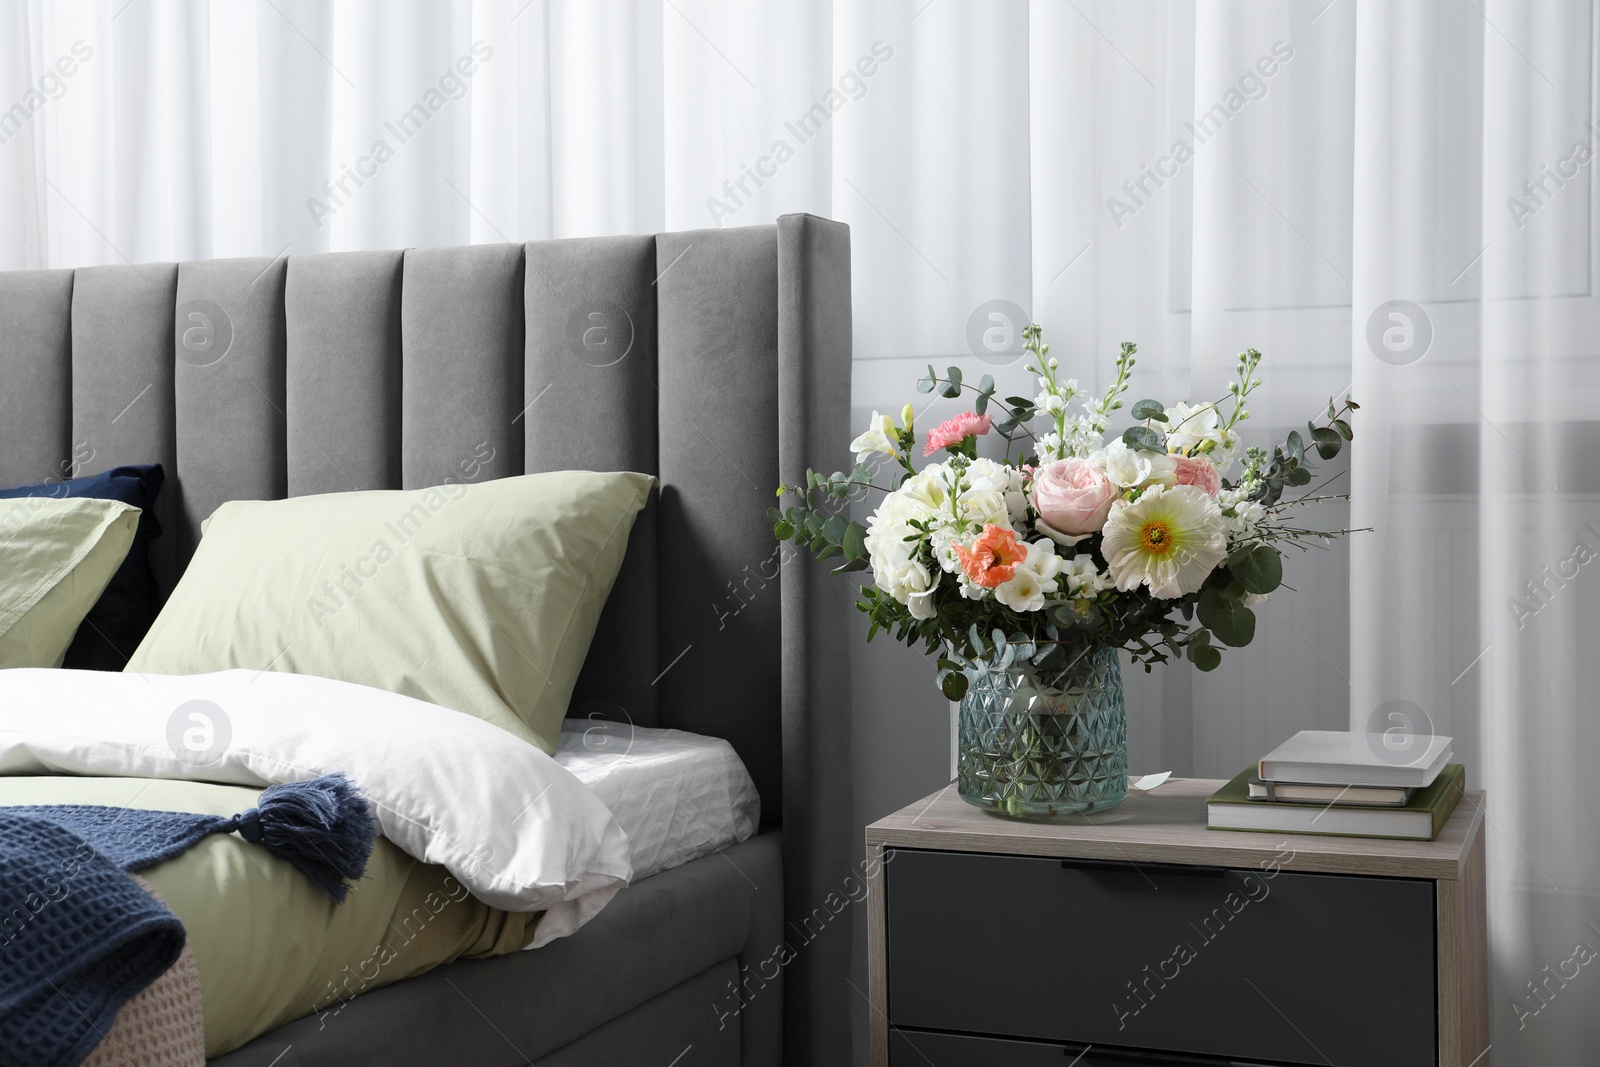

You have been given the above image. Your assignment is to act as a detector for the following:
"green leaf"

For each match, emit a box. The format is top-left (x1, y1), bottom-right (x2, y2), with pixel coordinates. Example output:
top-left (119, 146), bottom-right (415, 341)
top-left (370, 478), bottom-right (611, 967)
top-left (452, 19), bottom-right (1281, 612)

top-left (1227, 544), bottom-right (1283, 595)
top-left (1286, 466), bottom-right (1313, 486)
top-left (773, 520), bottom-right (794, 540)
top-left (822, 515), bottom-right (848, 545)
top-left (830, 557), bottom-right (870, 574)
top-left (1333, 418), bottom-right (1353, 440)
top-left (1193, 645), bottom-right (1222, 671)
top-left (1122, 425), bottom-right (1163, 453)
top-left (1004, 395), bottom-right (1033, 408)
top-left (978, 374), bottom-right (994, 395)
top-left (842, 521), bottom-right (867, 561)
top-left (1308, 425), bottom-right (1342, 460)
top-left (767, 506), bottom-right (782, 522)
top-left (1197, 589), bottom-right (1257, 647)
top-left (1131, 399), bottom-right (1168, 422)
top-left (1285, 430), bottom-right (1304, 464)
top-left (815, 543), bottom-right (841, 561)
top-left (940, 671), bottom-right (968, 701)
top-left (940, 365), bottom-right (964, 399)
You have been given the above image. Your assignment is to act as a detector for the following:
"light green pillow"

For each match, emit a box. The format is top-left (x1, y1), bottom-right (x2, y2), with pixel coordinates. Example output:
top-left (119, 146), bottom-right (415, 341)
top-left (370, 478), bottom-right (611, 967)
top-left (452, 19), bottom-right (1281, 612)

top-left (0, 496), bottom-right (141, 668)
top-left (128, 471), bottom-right (654, 753)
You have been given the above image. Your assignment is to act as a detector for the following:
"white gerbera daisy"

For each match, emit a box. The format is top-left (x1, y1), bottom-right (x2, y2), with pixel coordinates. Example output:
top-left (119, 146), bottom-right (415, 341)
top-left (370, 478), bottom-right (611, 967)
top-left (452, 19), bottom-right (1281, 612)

top-left (1100, 484), bottom-right (1226, 599)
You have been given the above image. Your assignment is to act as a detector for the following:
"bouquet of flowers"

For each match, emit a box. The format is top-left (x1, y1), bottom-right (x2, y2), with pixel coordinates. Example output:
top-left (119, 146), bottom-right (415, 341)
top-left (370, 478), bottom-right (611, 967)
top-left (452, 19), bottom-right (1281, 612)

top-left (772, 325), bottom-right (1358, 701)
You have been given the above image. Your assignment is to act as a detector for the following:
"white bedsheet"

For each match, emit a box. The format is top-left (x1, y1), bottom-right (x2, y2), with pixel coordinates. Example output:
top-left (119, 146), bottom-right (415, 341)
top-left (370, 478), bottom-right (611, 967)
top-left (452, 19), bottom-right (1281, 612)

top-left (556, 720), bottom-right (760, 882)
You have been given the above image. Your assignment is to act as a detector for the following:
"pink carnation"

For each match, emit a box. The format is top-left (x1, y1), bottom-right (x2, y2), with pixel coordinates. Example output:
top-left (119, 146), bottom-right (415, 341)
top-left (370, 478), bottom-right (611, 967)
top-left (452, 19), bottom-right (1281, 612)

top-left (1171, 454), bottom-right (1222, 497)
top-left (924, 410), bottom-right (993, 456)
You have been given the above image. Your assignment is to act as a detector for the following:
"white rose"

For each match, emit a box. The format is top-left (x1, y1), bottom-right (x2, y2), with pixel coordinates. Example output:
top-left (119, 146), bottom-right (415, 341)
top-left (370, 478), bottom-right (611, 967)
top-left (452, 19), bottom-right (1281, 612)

top-left (1005, 490), bottom-right (1028, 522)
top-left (964, 458), bottom-right (1010, 491)
top-left (896, 467), bottom-right (951, 512)
top-left (958, 487), bottom-right (1010, 528)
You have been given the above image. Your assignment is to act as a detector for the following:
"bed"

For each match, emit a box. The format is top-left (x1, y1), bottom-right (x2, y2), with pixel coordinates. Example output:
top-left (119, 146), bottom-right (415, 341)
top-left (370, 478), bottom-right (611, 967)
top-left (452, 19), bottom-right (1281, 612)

top-left (0, 213), bottom-right (853, 1066)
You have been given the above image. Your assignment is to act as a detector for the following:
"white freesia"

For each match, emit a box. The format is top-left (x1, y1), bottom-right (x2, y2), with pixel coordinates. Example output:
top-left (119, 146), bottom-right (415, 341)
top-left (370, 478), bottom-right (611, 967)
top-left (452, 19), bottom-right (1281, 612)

top-left (995, 568), bottom-right (1048, 612)
top-left (1095, 439), bottom-right (1176, 489)
top-left (1100, 484), bottom-right (1227, 599)
top-left (1163, 401), bottom-right (1225, 454)
top-left (850, 410), bottom-right (898, 465)
top-left (1017, 538), bottom-right (1064, 583)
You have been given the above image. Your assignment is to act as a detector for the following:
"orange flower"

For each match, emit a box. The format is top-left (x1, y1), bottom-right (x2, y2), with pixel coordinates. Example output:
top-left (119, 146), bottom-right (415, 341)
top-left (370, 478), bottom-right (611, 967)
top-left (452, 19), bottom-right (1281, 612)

top-left (954, 524), bottom-right (1028, 588)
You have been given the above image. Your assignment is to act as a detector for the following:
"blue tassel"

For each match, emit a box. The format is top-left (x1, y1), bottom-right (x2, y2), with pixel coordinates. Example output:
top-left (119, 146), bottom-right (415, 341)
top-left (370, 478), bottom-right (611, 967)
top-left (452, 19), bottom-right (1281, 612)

top-left (225, 775), bottom-right (376, 903)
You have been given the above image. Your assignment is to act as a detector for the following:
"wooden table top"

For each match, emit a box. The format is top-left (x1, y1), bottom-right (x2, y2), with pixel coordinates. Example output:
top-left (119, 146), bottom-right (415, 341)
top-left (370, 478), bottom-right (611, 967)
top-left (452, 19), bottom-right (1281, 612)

top-left (867, 776), bottom-right (1486, 880)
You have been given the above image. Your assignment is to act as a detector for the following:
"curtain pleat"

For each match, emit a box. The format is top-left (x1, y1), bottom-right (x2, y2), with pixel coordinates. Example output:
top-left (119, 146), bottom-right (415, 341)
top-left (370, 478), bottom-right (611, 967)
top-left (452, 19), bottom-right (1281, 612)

top-left (1, 2), bottom-right (1596, 1061)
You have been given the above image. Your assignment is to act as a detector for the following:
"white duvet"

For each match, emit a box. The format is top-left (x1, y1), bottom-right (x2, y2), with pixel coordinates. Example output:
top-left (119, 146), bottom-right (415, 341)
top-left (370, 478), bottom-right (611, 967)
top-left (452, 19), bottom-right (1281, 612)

top-left (0, 668), bottom-right (633, 947)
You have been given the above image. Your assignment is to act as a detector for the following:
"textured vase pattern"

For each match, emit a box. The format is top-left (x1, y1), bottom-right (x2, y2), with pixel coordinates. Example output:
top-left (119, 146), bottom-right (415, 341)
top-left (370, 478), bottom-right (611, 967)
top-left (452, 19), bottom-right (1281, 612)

top-left (957, 645), bottom-right (1127, 818)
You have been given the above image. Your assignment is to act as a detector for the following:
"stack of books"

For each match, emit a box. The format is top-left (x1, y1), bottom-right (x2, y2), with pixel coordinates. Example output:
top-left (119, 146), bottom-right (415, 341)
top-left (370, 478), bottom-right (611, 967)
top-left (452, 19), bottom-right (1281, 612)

top-left (1207, 730), bottom-right (1465, 841)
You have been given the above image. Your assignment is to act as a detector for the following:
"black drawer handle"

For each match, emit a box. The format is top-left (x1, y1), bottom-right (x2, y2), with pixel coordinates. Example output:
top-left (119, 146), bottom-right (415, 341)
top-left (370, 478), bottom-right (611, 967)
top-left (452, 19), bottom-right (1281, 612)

top-left (1060, 858), bottom-right (1228, 879)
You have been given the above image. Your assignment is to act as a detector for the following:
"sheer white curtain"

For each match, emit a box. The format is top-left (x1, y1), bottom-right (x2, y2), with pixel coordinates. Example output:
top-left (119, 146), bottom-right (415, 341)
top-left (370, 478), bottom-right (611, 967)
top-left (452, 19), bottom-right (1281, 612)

top-left (2, 1), bottom-right (1595, 1061)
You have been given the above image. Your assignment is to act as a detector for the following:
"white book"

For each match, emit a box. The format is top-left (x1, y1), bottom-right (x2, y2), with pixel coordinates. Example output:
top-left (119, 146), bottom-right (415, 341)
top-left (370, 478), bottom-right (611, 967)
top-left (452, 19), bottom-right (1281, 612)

top-left (1257, 730), bottom-right (1453, 788)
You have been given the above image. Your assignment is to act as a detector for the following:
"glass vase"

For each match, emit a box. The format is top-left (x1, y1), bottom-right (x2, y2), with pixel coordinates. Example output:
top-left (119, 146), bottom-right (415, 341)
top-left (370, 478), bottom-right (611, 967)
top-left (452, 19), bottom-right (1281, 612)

top-left (956, 643), bottom-right (1127, 818)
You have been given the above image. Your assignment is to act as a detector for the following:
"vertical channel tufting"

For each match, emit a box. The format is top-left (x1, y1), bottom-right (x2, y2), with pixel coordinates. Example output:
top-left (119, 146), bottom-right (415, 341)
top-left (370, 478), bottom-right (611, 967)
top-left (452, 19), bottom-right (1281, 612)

top-left (70, 264), bottom-right (181, 595)
top-left (654, 226), bottom-right (784, 815)
top-left (285, 250), bottom-right (404, 496)
top-left (400, 244), bottom-right (525, 489)
top-left (173, 257), bottom-right (289, 568)
top-left (525, 235), bottom-right (661, 726)
top-left (0, 269), bottom-right (74, 486)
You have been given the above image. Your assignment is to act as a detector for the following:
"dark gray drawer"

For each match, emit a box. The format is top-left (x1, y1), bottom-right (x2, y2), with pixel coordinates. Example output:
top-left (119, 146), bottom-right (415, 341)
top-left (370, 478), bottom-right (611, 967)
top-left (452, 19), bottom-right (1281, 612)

top-left (891, 1028), bottom-right (1295, 1066)
top-left (885, 848), bottom-right (1436, 1067)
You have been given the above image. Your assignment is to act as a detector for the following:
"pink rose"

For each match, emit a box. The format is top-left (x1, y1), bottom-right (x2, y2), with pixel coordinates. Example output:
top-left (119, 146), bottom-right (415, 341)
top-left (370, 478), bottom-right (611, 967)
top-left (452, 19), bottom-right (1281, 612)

top-left (1171, 454), bottom-right (1221, 497)
top-left (1030, 458), bottom-right (1119, 537)
top-left (924, 410), bottom-right (993, 456)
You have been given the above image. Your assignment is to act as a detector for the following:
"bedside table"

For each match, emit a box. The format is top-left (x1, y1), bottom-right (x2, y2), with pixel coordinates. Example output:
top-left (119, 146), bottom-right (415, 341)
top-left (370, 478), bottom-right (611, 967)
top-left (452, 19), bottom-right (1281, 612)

top-left (866, 777), bottom-right (1488, 1067)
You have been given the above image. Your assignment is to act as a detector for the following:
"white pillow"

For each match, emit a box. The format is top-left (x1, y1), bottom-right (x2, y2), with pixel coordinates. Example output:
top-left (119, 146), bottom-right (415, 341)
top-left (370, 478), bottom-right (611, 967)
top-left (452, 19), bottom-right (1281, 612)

top-left (0, 667), bottom-right (632, 946)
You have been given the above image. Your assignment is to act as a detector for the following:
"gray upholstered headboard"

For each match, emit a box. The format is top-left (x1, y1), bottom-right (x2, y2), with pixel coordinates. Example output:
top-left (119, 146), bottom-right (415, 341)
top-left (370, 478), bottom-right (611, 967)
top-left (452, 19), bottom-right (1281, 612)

top-left (0, 212), bottom-right (854, 1059)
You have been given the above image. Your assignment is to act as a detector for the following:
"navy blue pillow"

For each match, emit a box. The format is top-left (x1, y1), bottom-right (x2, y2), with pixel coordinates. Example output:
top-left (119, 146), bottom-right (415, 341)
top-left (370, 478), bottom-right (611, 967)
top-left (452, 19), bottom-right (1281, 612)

top-left (0, 464), bottom-right (165, 670)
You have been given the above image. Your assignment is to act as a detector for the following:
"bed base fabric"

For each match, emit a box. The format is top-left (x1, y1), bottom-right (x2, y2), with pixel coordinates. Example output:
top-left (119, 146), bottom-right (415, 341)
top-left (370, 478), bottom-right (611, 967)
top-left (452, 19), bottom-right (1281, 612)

top-left (0, 215), bottom-right (851, 1064)
top-left (207, 832), bottom-right (782, 1066)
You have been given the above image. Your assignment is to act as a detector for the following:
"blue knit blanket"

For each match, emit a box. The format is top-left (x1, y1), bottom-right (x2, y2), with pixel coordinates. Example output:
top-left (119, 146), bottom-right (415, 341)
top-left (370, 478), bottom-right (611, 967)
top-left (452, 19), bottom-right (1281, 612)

top-left (0, 775), bottom-right (375, 1067)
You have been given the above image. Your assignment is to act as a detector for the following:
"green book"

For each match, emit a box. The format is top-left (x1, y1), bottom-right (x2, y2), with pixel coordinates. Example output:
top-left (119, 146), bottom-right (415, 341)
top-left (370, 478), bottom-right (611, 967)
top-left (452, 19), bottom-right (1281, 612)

top-left (1207, 763), bottom-right (1466, 841)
